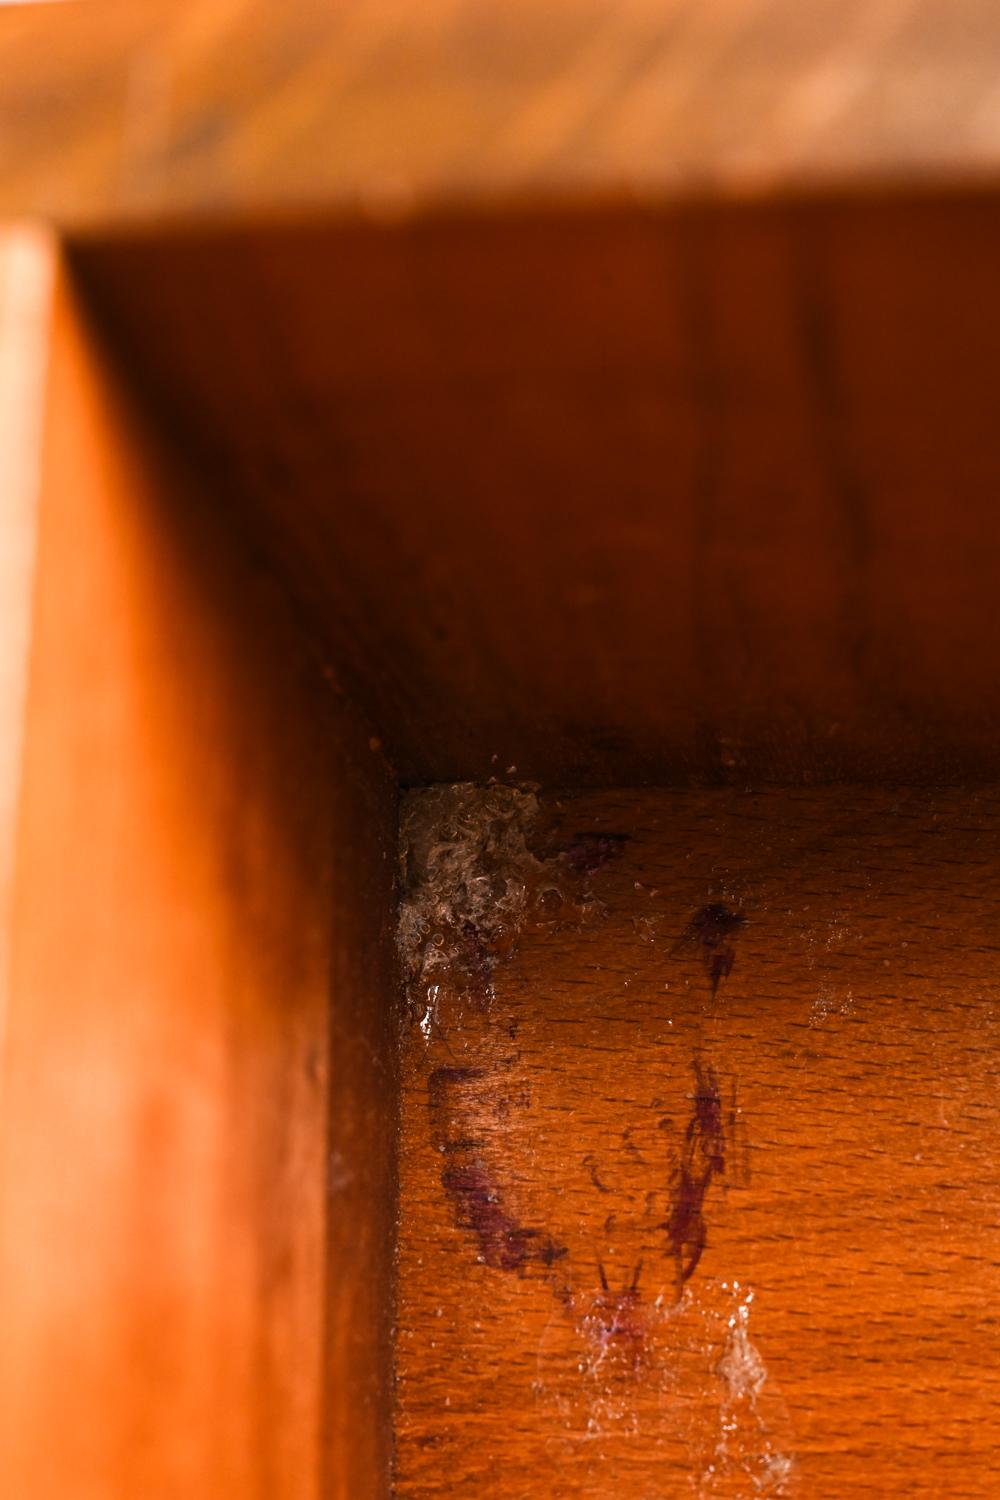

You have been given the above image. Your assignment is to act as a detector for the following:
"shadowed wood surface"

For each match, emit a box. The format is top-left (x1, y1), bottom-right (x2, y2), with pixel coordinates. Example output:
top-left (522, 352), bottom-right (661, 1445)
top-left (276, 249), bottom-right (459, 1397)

top-left (0, 254), bottom-right (398, 1499)
top-left (7, 1), bottom-right (1000, 226)
top-left (71, 193), bottom-right (1000, 785)
top-left (397, 786), bottom-right (1000, 1498)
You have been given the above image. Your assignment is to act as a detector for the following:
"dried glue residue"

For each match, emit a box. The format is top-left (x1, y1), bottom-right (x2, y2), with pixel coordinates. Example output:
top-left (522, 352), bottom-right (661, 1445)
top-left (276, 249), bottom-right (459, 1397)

top-left (397, 783), bottom-right (611, 1031)
top-left (700, 1281), bottom-right (796, 1496)
top-left (716, 1286), bottom-right (766, 1400)
top-left (533, 1267), bottom-right (682, 1445)
top-left (533, 1274), bottom-right (797, 1493)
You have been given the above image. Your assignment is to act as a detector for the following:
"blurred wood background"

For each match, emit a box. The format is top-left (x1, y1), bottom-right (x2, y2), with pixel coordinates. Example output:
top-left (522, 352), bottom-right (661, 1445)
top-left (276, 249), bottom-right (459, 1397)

top-left (65, 195), bottom-right (1000, 788)
top-left (0, 234), bottom-right (399, 1500)
top-left (4, 0), bottom-right (1000, 227)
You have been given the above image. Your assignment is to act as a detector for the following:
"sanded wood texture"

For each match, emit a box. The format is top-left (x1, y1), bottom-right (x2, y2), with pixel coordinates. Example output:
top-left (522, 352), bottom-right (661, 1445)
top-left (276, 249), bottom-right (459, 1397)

top-left (71, 193), bottom-right (1000, 786)
top-left (6, 0), bottom-right (1000, 226)
top-left (397, 786), bottom-right (1000, 1497)
top-left (0, 253), bottom-right (398, 1499)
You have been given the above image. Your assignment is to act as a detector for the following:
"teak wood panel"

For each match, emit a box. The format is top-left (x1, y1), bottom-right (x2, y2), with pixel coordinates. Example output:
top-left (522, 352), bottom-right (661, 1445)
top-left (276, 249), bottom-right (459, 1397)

top-left (397, 787), bottom-right (1000, 1498)
top-left (5, 0), bottom-right (1000, 226)
top-left (0, 246), bottom-right (398, 1500)
top-left (72, 194), bottom-right (1000, 787)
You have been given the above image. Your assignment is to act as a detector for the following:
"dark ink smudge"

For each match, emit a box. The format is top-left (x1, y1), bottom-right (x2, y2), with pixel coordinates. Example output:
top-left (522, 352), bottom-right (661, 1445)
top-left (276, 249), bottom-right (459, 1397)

top-left (562, 831), bottom-right (629, 875)
top-left (440, 1160), bottom-right (567, 1271)
top-left (673, 902), bottom-right (746, 994)
top-left (660, 1058), bottom-right (729, 1288)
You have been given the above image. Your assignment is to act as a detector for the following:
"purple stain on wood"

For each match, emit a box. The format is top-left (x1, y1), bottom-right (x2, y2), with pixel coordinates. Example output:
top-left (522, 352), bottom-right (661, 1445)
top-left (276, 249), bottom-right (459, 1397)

top-left (562, 831), bottom-right (629, 875)
top-left (428, 1065), bottom-right (486, 1115)
top-left (583, 1262), bottom-right (647, 1372)
top-left (440, 1159), bottom-right (567, 1271)
top-left (660, 1058), bottom-right (729, 1288)
top-left (429, 1064), bottom-right (566, 1274)
top-left (428, 1066), bottom-right (485, 1085)
top-left (673, 902), bottom-right (746, 995)
top-left (690, 1058), bottom-right (726, 1174)
top-left (662, 1167), bottom-right (709, 1285)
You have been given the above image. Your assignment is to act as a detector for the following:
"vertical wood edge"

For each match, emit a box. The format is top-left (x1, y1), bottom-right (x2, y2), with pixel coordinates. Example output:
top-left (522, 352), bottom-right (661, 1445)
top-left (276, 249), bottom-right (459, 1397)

top-left (0, 222), bottom-right (58, 1113)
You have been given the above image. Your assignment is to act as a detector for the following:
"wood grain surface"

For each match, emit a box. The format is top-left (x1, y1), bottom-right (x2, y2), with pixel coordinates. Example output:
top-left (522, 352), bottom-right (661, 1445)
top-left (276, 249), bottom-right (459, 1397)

top-left (0, 253), bottom-right (398, 1499)
top-left (70, 192), bottom-right (1000, 786)
top-left (396, 786), bottom-right (1000, 1498)
top-left (6, 0), bottom-right (1000, 226)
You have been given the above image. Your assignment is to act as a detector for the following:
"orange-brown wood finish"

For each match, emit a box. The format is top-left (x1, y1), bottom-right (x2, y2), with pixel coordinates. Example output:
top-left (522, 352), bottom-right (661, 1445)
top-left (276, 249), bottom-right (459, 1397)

top-left (5, 0), bottom-right (1000, 227)
top-left (70, 193), bottom-right (1000, 787)
top-left (0, 254), bottom-right (398, 1499)
top-left (397, 788), bottom-right (1000, 1498)
top-left (6, 7), bottom-right (1000, 1493)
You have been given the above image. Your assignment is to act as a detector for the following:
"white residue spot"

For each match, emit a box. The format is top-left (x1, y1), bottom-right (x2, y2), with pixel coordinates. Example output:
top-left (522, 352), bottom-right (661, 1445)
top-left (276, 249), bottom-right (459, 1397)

top-left (419, 984), bottom-right (440, 1041)
top-left (703, 1280), bottom-right (797, 1496)
top-left (717, 1284), bottom-right (766, 1401)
